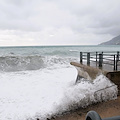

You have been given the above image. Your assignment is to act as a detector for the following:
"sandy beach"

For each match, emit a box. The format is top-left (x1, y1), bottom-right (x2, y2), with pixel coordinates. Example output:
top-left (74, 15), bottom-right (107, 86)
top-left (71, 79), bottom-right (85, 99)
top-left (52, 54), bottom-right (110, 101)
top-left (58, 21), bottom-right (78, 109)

top-left (51, 96), bottom-right (120, 120)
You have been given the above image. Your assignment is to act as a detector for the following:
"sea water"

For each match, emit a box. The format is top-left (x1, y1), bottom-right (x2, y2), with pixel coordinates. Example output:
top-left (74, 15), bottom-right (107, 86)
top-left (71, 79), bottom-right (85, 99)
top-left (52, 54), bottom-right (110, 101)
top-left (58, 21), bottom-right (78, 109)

top-left (0, 45), bottom-right (119, 120)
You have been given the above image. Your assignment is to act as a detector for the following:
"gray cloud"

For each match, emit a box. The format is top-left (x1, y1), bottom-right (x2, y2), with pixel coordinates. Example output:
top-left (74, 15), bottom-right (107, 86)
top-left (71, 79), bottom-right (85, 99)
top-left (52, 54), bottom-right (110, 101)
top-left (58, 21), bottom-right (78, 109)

top-left (54, 0), bottom-right (120, 35)
top-left (0, 0), bottom-right (120, 46)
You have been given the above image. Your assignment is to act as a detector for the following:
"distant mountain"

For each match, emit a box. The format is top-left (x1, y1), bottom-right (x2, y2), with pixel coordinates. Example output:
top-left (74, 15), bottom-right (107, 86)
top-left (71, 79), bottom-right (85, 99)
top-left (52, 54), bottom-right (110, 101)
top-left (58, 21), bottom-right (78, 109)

top-left (99, 35), bottom-right (120, 45)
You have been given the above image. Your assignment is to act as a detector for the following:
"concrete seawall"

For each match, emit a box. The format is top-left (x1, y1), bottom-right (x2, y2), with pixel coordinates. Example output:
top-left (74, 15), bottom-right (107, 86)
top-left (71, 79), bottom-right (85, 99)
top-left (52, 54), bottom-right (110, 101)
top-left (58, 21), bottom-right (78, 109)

top-left (70, 62), bottom-right (120, 95)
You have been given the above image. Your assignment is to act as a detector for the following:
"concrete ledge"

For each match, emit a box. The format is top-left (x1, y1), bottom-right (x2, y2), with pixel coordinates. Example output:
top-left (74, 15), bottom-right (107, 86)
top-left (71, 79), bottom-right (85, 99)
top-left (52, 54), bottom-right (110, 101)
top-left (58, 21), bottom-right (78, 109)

top-left (70, 62), bottom-right (107, 80)
top-left (70, 62), bottom-right (120, 95)
top-left (106, 71), bottom-right (120, 96)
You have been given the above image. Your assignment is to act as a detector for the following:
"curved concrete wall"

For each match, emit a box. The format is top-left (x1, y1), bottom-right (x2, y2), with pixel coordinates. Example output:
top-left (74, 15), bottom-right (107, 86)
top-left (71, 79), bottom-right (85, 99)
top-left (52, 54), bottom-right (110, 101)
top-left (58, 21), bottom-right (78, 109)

top-left (70, 62), bottom-right (107, 80)
top-left (70, 62), bottom-right (120, 95)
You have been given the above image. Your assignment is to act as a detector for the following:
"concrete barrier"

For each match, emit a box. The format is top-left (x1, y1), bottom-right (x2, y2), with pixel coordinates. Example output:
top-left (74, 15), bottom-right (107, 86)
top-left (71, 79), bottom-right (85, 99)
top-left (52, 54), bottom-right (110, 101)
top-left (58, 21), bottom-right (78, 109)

top-left (106, 71), bottom-right (120, 95)
top-left (70, 62), bottom-right (120, 95)
top-left (70, 62), bottom-right (107, 80)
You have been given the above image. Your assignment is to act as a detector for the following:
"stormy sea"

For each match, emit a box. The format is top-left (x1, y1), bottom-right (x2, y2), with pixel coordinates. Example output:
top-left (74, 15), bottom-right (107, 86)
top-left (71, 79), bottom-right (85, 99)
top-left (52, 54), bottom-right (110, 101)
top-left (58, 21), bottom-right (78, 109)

top-left (0, 45), bottom-right (119, 120)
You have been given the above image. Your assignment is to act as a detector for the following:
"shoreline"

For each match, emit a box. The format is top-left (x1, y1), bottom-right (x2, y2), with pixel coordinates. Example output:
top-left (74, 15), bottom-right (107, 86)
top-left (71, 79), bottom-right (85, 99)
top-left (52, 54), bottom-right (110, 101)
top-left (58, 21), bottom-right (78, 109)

top-left (51, 96), bottom-right (120, 120)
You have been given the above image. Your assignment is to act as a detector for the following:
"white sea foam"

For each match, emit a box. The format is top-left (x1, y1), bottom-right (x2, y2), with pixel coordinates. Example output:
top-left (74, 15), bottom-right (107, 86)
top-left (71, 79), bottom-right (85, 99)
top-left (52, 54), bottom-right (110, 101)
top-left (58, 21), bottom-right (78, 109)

top-left (69, 49), bottom-right (79, 52)
top-left (0, 55), bottom-right (78, 72)
top-left (0, 65), bottom-right (118, 120)
top-left (0, 46), bottom-right (119, 120)
top-left (55, 75), bottom-right (117, 114)
top-left (0, 66), bottom-right (77, 120)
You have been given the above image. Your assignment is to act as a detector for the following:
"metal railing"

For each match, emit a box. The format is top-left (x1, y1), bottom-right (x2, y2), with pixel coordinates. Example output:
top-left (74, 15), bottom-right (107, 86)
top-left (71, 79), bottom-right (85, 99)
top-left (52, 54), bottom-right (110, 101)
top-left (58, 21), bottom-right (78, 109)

top-left (80, 51), bottom-right (120, 71)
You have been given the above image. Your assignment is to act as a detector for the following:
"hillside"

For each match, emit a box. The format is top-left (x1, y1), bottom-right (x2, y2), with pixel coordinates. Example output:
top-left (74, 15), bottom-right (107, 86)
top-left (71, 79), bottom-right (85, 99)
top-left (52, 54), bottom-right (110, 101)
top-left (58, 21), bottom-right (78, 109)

top-left (100, 35), bottom-right (120, 45)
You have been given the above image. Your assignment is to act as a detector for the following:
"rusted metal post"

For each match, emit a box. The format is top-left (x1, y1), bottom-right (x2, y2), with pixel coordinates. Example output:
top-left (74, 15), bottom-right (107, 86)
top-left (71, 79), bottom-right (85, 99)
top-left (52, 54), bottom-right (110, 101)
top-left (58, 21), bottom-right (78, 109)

top-left (99, 53), bottom-right (103, 68)
top-left (87, 52), bottom-right (90, 65)
top-left (80, 52), bottom-right (82, 63)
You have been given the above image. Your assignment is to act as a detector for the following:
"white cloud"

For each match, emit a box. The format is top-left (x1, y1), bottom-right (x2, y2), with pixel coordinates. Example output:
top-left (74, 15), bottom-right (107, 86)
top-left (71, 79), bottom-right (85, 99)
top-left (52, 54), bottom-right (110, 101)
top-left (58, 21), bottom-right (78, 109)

top-left (0, 0), bottom-right (120, 46)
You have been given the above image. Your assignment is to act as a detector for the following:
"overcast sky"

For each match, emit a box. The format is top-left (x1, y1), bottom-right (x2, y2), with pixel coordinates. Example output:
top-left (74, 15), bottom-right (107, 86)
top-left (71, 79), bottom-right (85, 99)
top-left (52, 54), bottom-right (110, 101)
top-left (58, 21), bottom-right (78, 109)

top-left (0, 0), bottom-right (120, 46)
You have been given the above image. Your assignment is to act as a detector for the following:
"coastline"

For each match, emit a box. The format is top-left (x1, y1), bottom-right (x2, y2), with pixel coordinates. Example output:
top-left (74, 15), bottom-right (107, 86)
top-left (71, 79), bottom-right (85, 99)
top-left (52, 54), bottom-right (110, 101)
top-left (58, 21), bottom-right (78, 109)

top-left (51, 96), bottom-right (120, 120)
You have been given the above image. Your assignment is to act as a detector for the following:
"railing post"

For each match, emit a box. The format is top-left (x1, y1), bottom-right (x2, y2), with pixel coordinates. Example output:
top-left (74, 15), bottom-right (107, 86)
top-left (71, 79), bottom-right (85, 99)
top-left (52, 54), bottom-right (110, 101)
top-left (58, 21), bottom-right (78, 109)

top-left (99, 53), bottom-right (103, 68)
top-left (87, 52), bottom-right (90, 65)
top-left (114, 55), bottom-right (116, 71)
top-left (101, 52), bottom-right (103, 63)
top-left (96, 52), bottom-right (98, 67)
top-left (96, 52), bottom-right (97, 62)
top-left (80, 52), bottom-right (82, 64)
top-left (116, 51), bottom-right (119, 70)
